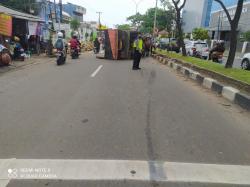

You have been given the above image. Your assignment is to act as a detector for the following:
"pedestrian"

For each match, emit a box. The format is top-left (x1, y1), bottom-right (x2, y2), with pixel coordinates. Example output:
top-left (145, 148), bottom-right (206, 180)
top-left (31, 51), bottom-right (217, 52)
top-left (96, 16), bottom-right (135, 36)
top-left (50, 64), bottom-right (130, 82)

top-left (132, 35), bottom-right (143, 70)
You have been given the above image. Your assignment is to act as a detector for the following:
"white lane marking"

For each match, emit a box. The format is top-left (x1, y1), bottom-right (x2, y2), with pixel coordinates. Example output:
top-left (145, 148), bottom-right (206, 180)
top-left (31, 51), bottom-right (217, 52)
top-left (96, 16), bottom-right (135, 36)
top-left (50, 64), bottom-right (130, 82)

top-left (0, 159), bottom-right (250, 185)
top-left (91, 65), bottom-right (103, 77)
top-left (0, 180), bottom-right (9, 187)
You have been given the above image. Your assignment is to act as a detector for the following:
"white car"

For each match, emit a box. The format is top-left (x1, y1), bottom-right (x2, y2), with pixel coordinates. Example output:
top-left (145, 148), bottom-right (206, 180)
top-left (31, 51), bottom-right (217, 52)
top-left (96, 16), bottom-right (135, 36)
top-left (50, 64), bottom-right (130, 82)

top-left (241, 53), bottom-right (250, 70)
top-left (185, 41), bottom-right (209, 59)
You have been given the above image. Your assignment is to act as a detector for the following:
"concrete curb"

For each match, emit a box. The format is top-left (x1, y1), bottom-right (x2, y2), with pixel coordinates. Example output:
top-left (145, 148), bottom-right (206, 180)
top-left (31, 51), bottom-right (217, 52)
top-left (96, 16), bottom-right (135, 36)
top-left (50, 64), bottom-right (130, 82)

top-left (235, 93), bottom-right (250, 110)
top-left (154, 56), bottom-right (250, 111)
top-left (211, 82), bottom-right (224, 95)
top-left (222, 87), bottom-right (240, 102)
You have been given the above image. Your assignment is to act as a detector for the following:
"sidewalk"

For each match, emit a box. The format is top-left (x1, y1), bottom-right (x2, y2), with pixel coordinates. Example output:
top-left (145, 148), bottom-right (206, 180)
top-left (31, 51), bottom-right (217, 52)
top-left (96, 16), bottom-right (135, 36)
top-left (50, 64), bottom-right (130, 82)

top-left (0, 54), bottom-right (51, 75)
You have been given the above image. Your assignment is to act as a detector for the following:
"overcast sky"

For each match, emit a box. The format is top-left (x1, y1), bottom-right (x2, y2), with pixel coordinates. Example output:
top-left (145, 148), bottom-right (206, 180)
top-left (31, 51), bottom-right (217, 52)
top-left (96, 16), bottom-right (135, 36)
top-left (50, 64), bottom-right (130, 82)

top-left (60, 0), bottom-right (159, 27)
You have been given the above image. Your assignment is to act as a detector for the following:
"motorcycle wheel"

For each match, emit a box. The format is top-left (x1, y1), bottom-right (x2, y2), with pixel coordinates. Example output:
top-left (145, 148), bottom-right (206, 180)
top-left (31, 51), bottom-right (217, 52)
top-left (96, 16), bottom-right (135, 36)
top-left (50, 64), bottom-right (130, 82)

top-left (57, 56), bottom-right (63, 66)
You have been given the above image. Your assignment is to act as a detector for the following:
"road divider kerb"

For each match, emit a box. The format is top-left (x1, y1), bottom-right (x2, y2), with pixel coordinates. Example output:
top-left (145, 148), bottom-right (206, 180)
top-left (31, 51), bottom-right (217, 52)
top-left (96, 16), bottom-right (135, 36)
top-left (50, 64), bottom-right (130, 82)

top-left (203, 78), bottom-right (217, 89)
top-left (222, 87), bottom-right (240, 102)
top-left (153, 55), bottom-right (250, 111)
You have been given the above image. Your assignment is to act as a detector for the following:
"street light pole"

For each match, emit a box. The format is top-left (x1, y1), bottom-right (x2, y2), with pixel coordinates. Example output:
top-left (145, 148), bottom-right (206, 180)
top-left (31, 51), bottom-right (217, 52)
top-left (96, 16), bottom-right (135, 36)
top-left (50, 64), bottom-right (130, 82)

top-left (132, 0), bottom-right (144, 14)
top-left (153, 0), bottom-right (158, 37)
top-left (96, 11), bottom-right (102, 29)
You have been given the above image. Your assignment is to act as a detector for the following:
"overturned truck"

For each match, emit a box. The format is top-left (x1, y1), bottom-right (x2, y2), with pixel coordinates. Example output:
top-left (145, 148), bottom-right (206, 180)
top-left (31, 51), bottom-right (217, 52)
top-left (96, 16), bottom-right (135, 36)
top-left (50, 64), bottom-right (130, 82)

top-left (102, 29), bottom-right (139, 60)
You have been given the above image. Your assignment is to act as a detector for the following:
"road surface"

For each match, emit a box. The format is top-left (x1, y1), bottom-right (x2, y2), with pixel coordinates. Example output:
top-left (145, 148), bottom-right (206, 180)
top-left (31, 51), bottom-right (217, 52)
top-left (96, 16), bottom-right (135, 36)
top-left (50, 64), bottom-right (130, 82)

top-left (0, 53), bottom-right (249, 187)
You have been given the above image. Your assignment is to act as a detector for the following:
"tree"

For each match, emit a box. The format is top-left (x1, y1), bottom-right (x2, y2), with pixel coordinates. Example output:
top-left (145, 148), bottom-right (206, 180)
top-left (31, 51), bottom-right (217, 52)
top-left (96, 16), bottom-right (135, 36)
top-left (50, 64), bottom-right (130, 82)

top-left (127, 13), bottom-right (144, 27)
top-left (127, 8), bottom-right (174, 34)
top-left (70, 19), bottom-right (80, 31)
top-left (243, 31), bottom-right (250, 42)
top-left (117, 24), bottom-right (132, 31)
top-left (1, 0), bottom-right (39, 14)
top-left (171, 0), bottom-right (187, 56)
top-left (192, 28), bottom-right (210, 40)
top-left (214, 0), bottom-right (244, 68)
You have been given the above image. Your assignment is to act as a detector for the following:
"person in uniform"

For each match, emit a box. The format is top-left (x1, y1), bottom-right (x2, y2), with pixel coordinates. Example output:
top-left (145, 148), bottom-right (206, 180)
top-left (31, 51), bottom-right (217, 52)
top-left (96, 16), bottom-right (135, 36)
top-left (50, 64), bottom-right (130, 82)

top-left (132, 35), bottom-right (143, 70)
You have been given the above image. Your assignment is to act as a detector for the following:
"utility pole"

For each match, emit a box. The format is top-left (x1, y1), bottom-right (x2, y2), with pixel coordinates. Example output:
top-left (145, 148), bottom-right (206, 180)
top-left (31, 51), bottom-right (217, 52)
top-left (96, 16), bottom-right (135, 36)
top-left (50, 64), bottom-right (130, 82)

top-left (96, 11), bottom-right (102, 29)
top-left (132, 0), bottom-right (144, 14)
top-left (153, 0), bottom-right (158, 37)
top-left (217, 11), bottom-right (221, 41)
top-left (59, 0), bottom-right (63, 23)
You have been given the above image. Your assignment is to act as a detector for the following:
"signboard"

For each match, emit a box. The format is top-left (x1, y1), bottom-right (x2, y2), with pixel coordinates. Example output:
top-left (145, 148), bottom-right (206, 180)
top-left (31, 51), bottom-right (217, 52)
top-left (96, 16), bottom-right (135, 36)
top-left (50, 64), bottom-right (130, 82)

top-left (28, 21), bottom-right (42, 36)
top-left (28, 21), bottom-right (38, 35)
top-left (0, 14), bottom-right (12, 36)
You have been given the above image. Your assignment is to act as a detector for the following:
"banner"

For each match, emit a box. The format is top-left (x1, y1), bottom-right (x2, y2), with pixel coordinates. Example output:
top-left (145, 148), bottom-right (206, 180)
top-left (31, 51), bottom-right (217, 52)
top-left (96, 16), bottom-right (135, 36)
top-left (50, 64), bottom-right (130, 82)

top-left (0, 14), bottom-right (12, 36)
top-left (28, 21), bottom-right (41, 36)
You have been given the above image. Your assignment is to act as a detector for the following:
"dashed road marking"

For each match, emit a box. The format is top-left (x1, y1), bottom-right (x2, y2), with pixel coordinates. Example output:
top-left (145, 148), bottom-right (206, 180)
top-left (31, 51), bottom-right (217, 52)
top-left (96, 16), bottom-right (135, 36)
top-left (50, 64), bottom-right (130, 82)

top-left (91, 65), bottom-right (103, 77)
top-left (0, 159), bottom-right (250, 185)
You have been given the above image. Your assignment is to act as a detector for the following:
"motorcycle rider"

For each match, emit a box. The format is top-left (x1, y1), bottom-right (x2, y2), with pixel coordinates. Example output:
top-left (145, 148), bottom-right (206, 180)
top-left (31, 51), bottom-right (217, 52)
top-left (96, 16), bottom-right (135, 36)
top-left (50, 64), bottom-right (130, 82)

top-left (70, 35), bottom-right (78, 50)
top-left (54, 32), bottom-right (66, 61)
top-left (69, 34), bottom-right (79, 57)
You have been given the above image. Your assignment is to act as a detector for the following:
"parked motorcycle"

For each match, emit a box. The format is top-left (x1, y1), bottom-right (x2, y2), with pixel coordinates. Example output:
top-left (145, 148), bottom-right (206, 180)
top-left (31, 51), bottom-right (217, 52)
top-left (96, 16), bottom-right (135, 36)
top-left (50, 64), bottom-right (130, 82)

top-left (0, 44), bottom-right (11, 66)
top-left (211, 52), bottom-right (224, 63)
top-left (191, 48), bottom-right (203, 59)
top-left (10, 42), bottom-right (25, 61)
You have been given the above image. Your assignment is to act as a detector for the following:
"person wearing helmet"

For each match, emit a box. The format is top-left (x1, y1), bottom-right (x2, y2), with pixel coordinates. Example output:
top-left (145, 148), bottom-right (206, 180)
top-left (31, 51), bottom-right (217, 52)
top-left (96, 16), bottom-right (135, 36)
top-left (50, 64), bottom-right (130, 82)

top-left (54, 32), bottom-right (65, 50)
top-left (69, 34), bottom-right (78, 50)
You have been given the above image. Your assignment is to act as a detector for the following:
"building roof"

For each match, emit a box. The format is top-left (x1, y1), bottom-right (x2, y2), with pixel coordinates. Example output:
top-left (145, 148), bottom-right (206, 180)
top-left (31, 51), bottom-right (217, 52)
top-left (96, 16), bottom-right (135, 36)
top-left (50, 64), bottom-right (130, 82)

top-left (0, 4), bottom-right (44, 22)
top-left (62, 11), bottom-right (70, 18)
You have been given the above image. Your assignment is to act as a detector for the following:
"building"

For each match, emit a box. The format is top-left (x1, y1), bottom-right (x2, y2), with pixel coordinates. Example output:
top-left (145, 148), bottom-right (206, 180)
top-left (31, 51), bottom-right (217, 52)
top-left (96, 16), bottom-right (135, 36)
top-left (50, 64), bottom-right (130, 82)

top-left (0, 4), bottom-right (43, 52)
top-left (212, 0), bottom-right (250, 12)
top-left (81, 21), bottom-right (98, 41)
top-left (209, 0), bottom-right (250, 41)
top-left (182, 0), bottom-right (213, 33)
top-left (62, 3), bottom-right (86, 22)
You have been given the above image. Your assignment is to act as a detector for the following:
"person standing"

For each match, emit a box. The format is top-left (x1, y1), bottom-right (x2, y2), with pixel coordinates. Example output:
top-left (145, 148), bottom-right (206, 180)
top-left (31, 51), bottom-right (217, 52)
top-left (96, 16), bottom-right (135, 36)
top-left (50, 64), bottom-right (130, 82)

top-left (132, 35), bottom-right (143, 70)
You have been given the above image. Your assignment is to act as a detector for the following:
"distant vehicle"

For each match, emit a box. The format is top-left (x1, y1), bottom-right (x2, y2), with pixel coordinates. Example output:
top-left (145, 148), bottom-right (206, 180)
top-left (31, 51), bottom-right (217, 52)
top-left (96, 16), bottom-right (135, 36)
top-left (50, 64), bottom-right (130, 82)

top-left (241, 53), bottom-right (250, 70)
top-left (159, 38), bottom-right (176, 49)
top-left (186, 41), bottom-right (209, 59)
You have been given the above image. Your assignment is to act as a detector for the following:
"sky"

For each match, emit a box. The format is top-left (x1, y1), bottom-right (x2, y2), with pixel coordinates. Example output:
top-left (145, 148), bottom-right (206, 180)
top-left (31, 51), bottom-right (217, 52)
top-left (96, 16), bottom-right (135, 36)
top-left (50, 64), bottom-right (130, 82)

top-left (60, 0), bottom-right (158, 27)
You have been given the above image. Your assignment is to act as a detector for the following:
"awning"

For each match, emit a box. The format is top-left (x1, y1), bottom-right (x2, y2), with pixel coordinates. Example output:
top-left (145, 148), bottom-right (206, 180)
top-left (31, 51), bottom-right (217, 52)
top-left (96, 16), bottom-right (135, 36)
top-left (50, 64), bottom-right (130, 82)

top-left (0, 5), bottom-right (44, 22)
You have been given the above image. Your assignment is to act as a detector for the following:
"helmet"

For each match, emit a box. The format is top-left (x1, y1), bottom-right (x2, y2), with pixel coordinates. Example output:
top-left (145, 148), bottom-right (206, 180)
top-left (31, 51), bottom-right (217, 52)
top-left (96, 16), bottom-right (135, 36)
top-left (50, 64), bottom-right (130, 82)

top-left (57, 32), bottom-right (63, 38)
top-left (14, 36), bottom-right (20, 42)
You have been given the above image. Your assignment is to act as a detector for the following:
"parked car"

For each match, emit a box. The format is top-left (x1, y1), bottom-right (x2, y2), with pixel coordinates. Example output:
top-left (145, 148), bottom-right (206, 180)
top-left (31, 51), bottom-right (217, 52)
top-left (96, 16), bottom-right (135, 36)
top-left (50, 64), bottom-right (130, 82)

top-left (159, 38), bottom-right (176, 50)
top-left (186, 41), bottom-right (209, 59)
top-left (241, 53), bottom-right (250, 70)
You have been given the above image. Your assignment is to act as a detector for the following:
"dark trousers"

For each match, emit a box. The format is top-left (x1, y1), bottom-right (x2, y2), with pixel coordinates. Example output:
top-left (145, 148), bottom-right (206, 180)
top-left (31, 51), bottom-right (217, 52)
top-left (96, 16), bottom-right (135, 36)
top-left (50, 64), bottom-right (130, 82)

top-left (133, 50), bottom-right (142, 69)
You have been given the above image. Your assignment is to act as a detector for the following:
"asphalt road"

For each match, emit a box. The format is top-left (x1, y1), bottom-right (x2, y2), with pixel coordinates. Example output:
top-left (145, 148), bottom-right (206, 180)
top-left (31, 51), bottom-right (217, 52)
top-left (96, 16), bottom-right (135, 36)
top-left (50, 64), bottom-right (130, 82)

top-left (0, 53), bottom-right (250, 187)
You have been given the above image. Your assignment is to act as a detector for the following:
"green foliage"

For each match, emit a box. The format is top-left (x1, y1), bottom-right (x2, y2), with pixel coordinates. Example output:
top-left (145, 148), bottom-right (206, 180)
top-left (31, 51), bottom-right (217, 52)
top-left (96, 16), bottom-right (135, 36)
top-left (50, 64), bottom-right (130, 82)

top-left (1, 0), bottom-right (39, 14)
top-left (117, 24), bottom-right (131, 31)
top-left (127, 7), bottom-right (175, 34)
top-left (156, 49), bottom-right (250, 84)
top-left (243, 30), bottom-right (250, 42)
top-left (70, 19), bottom-right (81, 31)
top-left (127, 13), bottom-right (144, 26)
top-left (192, 28), bottom-right (210, 40)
